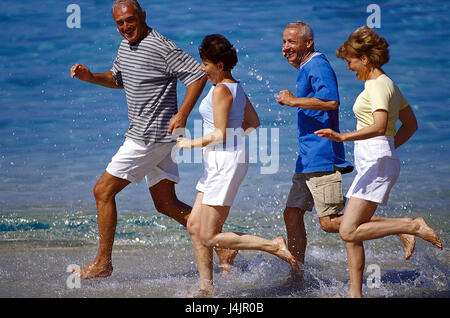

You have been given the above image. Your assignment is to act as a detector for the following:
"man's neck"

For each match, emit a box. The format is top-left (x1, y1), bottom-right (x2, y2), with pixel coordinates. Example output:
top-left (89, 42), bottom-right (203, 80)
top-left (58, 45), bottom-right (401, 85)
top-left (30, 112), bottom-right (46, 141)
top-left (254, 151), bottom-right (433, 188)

top-left (297, 49), bottom-right (315, 69)
top-left (130, 25), bottom-right (150, 45)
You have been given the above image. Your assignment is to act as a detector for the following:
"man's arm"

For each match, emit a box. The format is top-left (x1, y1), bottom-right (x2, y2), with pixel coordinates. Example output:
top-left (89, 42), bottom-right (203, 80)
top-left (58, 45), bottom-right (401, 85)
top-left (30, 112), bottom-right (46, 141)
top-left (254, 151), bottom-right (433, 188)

top-left (177, 83), bottom-right (232, 150)
top-left (70, 64), bottom-right (123, 89)
top-left (168, 75), bottom-right (207, 134)
top-left (277, 89), bottom-right (339, 110)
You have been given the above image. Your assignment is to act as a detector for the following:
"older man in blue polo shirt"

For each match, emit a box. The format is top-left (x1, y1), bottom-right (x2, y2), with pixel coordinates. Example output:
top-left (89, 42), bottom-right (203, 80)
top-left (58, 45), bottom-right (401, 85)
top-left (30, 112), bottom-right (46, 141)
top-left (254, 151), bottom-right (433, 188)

top-left (277, 21), bottom-right (353, 283)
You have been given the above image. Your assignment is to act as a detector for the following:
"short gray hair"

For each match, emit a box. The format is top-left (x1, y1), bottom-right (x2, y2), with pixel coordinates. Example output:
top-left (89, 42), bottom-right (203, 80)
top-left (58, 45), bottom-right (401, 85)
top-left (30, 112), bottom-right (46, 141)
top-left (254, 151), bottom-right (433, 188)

top-left (112, 0), bottom-right (143, 13)
top-left (285, 21), bottom-right (314, 40)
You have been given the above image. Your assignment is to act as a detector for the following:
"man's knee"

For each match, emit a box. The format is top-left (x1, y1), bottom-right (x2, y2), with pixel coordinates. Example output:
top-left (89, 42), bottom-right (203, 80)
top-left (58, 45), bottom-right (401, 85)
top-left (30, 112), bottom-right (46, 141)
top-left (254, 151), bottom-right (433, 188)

top-left (153, 198), bottom-right (174, 214)
top-left (150, 180), bottom-right (180, 214)
top-left (93, 172), bottom-right (129, 203)
top-left (319, 215), bottom-right (339, 233)
top-left (93, 179), bottom-right (116, 203)
top-left (319, 217), bottom-right (332, 232)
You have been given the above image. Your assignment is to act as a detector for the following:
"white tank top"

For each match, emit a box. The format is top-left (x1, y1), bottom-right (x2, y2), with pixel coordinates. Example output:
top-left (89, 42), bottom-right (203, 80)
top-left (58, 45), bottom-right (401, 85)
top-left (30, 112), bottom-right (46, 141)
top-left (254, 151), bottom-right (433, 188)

top-left (199, 82), bottom-right (246, 134)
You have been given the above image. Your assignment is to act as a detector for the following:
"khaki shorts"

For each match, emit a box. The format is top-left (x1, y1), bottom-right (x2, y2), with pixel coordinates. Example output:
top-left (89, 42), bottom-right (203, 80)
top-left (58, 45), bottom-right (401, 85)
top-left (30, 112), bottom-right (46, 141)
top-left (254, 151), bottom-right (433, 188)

top-left (286, 169), bottom-right (345, 218)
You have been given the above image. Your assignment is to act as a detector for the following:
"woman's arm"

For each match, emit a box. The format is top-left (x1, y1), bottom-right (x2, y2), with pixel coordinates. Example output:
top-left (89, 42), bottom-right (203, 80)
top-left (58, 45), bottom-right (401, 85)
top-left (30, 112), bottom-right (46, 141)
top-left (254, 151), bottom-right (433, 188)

top-left (177, 84), bottom-right (232, 149)
top-left (242, 95), bottom-right (260, 135)
top-left (394, 105), bottom-right (418, 148)
top-left (315, 109), bottom-right (388, 142)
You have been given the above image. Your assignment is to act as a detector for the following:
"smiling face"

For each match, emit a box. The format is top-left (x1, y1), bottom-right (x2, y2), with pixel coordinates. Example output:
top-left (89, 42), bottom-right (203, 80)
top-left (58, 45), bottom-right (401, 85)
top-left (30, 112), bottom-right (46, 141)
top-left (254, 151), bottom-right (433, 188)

top-left (113, 5), bottom-right (147, 44)
top-left (282, 27), bottom-right (313, 68)
top-left (345, 56), bottom-right (369, 81)
top-left (200, 59), bottom-right (223, 83)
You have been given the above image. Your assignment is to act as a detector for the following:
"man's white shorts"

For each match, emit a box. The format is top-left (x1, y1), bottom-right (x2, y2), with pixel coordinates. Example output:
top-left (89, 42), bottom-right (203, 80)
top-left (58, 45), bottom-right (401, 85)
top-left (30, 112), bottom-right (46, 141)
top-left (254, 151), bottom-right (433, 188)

top-left (106, 138), bottom-right (179, 188)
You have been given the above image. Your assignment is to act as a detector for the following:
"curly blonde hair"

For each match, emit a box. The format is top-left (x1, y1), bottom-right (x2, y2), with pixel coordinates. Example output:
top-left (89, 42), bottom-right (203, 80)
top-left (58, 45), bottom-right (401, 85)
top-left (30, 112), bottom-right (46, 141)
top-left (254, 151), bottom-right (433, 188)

top-left (336, 26), bottom-right (390, 68)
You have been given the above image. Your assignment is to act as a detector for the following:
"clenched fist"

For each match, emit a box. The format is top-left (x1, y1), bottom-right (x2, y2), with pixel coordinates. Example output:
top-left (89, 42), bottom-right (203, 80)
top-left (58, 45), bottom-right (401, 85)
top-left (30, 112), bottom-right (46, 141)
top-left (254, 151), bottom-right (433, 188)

top-left (70, 64), bottom-right (93, 82)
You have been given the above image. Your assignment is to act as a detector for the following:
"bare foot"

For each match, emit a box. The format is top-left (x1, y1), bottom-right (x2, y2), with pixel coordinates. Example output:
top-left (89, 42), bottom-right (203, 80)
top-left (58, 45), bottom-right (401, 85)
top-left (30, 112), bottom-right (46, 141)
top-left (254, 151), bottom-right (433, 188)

top-left (73, 260), bottom-right (113, 279)
top-left (215, 247), bottom-right (238, 274)
top-left (398, 234), bottom-right (415, 260)
top-left (273, 236), bottom-right (300, 270)
top-left (414, 217), bottom-right (442, 250)
top-left (187, 288), bottom-right (214, 298)
top-left (283, 268), bottom-right (304, 288)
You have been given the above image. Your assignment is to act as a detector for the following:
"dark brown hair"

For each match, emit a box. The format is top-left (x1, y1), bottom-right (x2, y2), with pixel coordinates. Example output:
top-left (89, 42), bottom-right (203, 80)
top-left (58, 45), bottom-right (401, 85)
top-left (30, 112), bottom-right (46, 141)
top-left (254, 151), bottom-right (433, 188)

top-left (199, 34), bottom-right (238, 71)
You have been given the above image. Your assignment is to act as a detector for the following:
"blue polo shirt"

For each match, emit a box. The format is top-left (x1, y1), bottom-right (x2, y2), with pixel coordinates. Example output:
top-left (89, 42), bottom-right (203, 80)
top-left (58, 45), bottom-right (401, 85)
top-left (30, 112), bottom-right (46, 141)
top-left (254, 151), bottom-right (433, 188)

top-left (295, 52), bottom-right (353, 174)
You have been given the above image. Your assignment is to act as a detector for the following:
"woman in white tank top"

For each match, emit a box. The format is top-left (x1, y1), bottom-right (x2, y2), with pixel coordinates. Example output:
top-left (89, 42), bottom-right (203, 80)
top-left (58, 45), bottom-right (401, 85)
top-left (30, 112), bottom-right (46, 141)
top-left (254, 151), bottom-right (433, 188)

top-left (177, 34), bottom-right (299, 297)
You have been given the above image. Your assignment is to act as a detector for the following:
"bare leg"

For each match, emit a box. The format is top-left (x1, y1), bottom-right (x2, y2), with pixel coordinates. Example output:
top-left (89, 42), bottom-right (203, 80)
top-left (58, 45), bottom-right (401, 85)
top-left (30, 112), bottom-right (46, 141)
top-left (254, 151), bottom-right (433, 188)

top-left (340, 197), bottom-right (442, 297)
top-left (216, 248), bottom-right (238, 274)
top-left (283, 207), bottom-right (307, 264)
top-left (339, 198), bottom-right (377, 298)
top-left (150, 180), bottom-right (238, 273)
top-left (149, 179), bottom-right (191, 225)
top-left (283, 207), bottom-right (307, 286)
top-left (345, 241), bottom-right (365, 298)
top-left (340, 199), bottom-right (442, 249)
top-left (187, 195), bottom-right (298, 297)
top-left (187, 193), bottom-right (215, 297)
top-left (75, 172), bottom-right (130, 279)
top-left (201, 204), bottom-right (299, 269)
top-left (319, 213), bottom-right (416, 260)
top-left (281, 205), bottom-right (415, 290)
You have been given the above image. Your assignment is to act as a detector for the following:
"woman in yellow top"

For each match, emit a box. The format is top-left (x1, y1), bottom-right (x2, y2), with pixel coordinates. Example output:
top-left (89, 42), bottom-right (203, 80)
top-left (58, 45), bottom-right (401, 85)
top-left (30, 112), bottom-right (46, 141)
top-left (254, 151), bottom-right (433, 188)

top-left (315, 26), bottom-right (442, 298)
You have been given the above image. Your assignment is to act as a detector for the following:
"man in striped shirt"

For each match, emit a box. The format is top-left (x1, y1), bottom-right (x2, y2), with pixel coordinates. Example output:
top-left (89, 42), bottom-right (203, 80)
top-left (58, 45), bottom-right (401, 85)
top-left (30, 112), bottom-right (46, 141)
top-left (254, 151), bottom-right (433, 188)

top-left (70, 0), bottom-right (236, 279)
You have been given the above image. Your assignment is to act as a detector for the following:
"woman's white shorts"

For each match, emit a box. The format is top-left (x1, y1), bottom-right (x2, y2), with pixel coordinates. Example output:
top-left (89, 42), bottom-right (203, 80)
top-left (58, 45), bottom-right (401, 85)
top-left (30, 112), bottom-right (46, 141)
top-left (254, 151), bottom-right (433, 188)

top-left (196, 144), bottom-right (248, 206)
top-left (346, 136), bottom-right (400, 206)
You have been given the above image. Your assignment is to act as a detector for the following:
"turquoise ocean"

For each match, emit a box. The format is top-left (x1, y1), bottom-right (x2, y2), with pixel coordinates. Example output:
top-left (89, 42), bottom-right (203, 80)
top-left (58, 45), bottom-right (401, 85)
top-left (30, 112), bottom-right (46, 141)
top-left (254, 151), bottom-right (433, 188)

top-left (0, 0), bottom-right (449, 298)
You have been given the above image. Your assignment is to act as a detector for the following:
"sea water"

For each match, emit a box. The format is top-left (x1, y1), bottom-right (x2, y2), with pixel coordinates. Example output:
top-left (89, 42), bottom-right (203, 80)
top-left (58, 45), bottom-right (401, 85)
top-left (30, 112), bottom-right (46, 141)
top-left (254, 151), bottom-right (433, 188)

top-left (0, 0), bottom-right (449, 298)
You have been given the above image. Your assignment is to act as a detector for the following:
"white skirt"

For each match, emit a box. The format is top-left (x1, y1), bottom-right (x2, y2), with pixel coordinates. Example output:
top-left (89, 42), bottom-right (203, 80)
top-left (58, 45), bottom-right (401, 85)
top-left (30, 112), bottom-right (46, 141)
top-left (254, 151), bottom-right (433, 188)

top-left (196, 144), bottom-right (248, 206)
top-left (346, 136), bottom-right (400, 206)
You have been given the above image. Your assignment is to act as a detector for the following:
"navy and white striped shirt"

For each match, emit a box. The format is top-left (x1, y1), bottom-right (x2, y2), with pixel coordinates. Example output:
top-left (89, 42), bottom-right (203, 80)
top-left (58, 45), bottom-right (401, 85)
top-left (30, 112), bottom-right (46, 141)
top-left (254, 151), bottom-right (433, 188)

top-left (112, 28), bottom-right (204, 143)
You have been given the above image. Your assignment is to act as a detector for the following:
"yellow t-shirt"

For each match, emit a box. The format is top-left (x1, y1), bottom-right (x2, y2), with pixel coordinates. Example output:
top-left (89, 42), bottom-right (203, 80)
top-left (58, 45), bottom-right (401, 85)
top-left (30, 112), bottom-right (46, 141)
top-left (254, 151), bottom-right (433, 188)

top-left (353, 74), bottom-right (409, 136)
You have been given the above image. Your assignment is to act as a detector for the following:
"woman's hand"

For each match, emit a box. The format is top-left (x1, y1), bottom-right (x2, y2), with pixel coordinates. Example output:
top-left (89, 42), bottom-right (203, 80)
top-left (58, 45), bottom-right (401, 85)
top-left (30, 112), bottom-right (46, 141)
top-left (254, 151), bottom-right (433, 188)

top-left (176, 137), bottom-right (193, 150)
top-left (315, 128), bottom-right (344, 142)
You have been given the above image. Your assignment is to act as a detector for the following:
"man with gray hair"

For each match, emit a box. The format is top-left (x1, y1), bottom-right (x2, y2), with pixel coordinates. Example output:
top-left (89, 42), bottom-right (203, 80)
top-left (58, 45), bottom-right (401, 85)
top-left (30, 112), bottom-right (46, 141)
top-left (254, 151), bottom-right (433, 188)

top-left (70, 0), bottom-right (236, 278)
top-left (277, 22), bottom-right (413, 285)
top-left (277, 21), bottom-right (353, 284)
